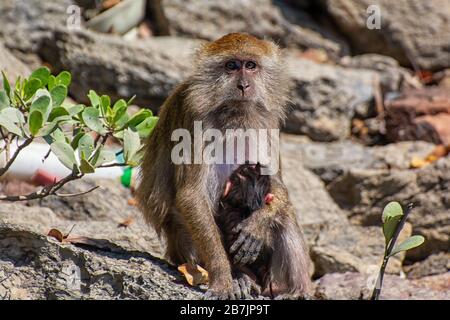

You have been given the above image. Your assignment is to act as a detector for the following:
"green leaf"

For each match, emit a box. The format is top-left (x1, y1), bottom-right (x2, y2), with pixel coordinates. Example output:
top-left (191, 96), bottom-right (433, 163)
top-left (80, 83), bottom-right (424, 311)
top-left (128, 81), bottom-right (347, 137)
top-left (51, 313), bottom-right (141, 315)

top-left (125, 109), bottom-right (152, 128)
top-left (66, 104), bottom-right (84, 116)
top-left (127, 95), bottom-right (136, 106)
top-left (24, 78), bottom-right (42, 100)
top-left (37, 117), bottom-right (67, 137)
top-left (30, 67), bottom-right (50, 86)
top-left (2, 71), bottom-right (11, 97)
top-left (28, 110), bottom-right (44, 136)
top-left (100, 95), bottom-right (110, 117)
top-left (50, 140), bottom-right (78, 170)
top-left (87, 90), bottom-right (101, 108)
top-left (0, 90), bottom-right (10, 110)
top-left (81, 107), bottom-right (107, 134)
top-left (50, 85), bottom-right (67, 107)
top-left (70, 131), bottom-right (85, 149)
top-left (382, 201), bottom-right (403, 223)
top-left (56, 71), bottom-right (71, 87)
top-left (80, 158), bottom-right (95, 173)
top-left (383, 215), bottom-right (402, 245)
top-left (48, 75), bottom-right (57, 91)
top-left (112, 99), bottom-right (127, 123)
top-left (0, 108), bottom-right (23, 136)
top-left (123, 128), bottom-right (141, 166)
top-left (78, 134), bottom-right (95, 160)
top-left (91, 147), bottom-right (115, 167)
top-left (135, 116), bottom-right (158, 138)
top-left (51, 128), bottom-right (66, 143)
top-left (30, 90), bottom-right (52, 122)
top-left (389, 235), bottom-right (425, 257)
top-left (48, 106), bottom-right (69, 122)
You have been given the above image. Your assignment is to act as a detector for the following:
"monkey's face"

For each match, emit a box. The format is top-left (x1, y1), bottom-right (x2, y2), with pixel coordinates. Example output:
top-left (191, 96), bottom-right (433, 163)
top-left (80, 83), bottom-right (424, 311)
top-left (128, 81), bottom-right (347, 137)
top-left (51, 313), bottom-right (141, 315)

top-left (187, 33), bottom-right (291, 124)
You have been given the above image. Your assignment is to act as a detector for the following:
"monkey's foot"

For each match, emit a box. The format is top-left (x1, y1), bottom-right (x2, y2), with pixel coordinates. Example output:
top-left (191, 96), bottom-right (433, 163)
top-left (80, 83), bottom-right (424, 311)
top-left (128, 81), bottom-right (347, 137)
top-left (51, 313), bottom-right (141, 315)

top-left (203, 274), bottom-right (261, 300)
top-left (232, 272), bottom-right (261, 299)
top-left (274, 292), bottom-right (313, 300)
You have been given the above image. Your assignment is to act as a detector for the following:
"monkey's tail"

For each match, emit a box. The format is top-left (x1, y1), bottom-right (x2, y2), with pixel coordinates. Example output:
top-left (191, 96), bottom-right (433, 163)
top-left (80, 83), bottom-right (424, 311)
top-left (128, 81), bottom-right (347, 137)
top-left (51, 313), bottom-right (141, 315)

top-left (270, 221), bottom-right (313, 297)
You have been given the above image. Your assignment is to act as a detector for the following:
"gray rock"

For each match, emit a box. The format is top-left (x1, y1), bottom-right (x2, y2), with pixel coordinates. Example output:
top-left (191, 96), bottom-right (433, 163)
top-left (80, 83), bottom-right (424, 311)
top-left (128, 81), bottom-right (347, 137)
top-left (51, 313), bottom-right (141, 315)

top-left (315, 272), bottom-right (450, 300)
top-left (0, 222), bottom-right (201, 299)
top-left (280, 135), bottom-right (407, 275)
top-left (340, 54), bottom-right (412, 92)
top-left (322, 0), bottom-right (450, 71)
top-left (405, 252), bottom-right (450, 279)
top-left (284, 56), bottom-right (376, 141)
top-left (0, 0), bottom-right (73, 54)
top-left (0, 44), bottom-right (32, 86)
top-left (281, 134), bottom-right (435, 184)
top-left (39, 29), bottom-right (199, 108)
top-left (163, 0), bottom-right (349, 57)
top-left (328, 157), bottom-right (450, 259)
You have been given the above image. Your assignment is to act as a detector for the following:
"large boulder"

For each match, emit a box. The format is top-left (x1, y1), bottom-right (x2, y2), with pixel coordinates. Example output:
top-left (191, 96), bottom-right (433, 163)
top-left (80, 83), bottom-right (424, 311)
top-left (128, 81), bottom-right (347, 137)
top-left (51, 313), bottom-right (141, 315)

top-left (280, 135), bottom-right (406, 275)
top-left (321, 0), bottom-right (450, 71)
top-left (0, 44), bottom-right (32, 86)
top-left (0, 222), bottom-right (201, 299)
top-left (283, 134), bottom-right (435, 184)
top-left (39, 29), bottom-right (199, 108)
top-left (163, 0), bottom-right (349, 57)
top-left (328, 157), bottom-right (450, 259)
top-left (285, 55), bottom-right (377, 141)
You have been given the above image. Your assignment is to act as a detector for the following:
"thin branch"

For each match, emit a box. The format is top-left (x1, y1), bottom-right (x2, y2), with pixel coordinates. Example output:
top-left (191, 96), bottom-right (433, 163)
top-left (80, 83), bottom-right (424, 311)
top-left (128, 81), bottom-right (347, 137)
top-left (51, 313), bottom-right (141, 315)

top-left (55, 185), bottom-right (99, 197)
top-left (0, 137), bottom-right (33, 177)
top-left (0, 171), bottom-right (85, 201)
top-left (97, 162), bottom-right (127, 168)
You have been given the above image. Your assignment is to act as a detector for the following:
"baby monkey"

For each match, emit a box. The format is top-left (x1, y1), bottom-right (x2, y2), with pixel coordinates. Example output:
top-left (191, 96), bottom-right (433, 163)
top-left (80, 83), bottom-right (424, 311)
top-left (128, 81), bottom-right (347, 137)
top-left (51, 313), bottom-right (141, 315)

top-left (217, 163), bottom-right (275, 296)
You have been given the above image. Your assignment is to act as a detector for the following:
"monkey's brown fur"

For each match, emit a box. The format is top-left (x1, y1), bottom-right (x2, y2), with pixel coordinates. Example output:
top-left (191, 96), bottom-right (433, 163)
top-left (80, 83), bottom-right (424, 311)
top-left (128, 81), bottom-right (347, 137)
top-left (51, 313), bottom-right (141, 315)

top-left (136, 33), bottom-right (312, 299)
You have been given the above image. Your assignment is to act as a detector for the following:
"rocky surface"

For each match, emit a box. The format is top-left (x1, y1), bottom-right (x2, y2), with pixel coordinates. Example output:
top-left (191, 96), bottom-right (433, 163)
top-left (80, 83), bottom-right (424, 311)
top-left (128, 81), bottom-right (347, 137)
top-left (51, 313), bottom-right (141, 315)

top-left (321, 0), bottom-right (450, 71)
top-left (328, 157), bottom-right (450, 260)
top-left (163, 0), bottom-right (349, 57)
top-left (39, 29), bottom-right (198, 109)
top-left (315, 272), bottom-right (450, 300)
top-left (385, 88), bottom-right (450, 145)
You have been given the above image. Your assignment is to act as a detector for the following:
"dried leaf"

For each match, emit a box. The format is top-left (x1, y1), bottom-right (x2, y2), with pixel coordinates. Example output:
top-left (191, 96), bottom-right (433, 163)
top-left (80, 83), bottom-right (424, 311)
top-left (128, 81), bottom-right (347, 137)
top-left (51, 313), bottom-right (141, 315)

top-left (127, 197), bottom-right (138, 206)
top-left (47, 228), bottom-right (64, 242)
top-left (410, 157), bottom-right (429, 168)
top-left (410, 144), bottom-right (450, 168)
top-left (117, 216), bottom-right (134, 228)
top-left (178, 263), bottom-right (209, 286)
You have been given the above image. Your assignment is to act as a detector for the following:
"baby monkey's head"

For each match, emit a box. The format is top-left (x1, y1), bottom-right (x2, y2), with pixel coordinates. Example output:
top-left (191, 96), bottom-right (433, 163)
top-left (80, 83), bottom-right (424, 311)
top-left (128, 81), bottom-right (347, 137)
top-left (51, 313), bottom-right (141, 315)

top-left (222, 163), bottom-right (274, 214)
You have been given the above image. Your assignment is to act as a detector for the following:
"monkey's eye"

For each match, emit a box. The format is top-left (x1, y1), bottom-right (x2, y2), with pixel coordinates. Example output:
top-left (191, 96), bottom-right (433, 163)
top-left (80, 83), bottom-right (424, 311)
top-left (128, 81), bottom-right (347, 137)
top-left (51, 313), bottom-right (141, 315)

top-left (225, 60), bottom-right (241, 71)
top-left (245, 61), bottom-right (257, 70)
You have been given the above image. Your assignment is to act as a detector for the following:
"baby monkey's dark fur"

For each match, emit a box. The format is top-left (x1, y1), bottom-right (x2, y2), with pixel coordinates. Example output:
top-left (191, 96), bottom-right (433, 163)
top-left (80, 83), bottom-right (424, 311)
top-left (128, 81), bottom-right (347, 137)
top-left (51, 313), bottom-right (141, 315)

top-left (218, 163), bottom-right (273, 293)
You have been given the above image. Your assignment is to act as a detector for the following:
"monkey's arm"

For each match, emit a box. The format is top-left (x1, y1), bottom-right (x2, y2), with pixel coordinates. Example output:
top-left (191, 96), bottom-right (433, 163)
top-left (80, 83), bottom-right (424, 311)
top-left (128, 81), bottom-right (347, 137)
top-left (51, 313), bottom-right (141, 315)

top-left (230, 176), bottom-right (294, 265)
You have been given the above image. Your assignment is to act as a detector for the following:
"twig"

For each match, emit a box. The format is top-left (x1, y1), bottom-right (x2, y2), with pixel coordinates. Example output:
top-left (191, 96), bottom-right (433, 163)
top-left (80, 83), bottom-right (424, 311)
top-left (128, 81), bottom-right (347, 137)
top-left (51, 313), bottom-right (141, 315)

top-left (55, 185), bottom-right (99, 197)
top-left (0, 128), bottom-right (11, 162)
top-left (0, 171), bottom-right (85, 201)
top-left (371, 203), bottom-right (414, 300)
top-left (0, 137), bottom-right (33, 177)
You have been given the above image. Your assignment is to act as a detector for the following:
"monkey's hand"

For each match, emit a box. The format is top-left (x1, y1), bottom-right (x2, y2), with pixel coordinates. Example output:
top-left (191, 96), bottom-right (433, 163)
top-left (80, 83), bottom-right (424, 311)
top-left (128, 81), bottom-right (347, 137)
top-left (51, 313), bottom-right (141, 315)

top-left (229, 216), bottom-right (268, 265)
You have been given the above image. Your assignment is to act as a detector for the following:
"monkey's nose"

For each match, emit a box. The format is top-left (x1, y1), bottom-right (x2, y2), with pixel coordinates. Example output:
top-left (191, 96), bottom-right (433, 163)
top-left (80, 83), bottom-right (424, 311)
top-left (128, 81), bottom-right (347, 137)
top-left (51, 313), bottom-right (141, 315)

top-left (237, 81), bottom-right (250, 93)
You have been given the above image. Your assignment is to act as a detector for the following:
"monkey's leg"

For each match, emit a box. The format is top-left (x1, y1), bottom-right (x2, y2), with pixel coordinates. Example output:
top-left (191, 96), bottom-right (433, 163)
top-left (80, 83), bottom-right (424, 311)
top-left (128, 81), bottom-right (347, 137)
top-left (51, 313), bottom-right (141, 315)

top-left (175, 186), bottom-right (237, 299)
top-left (163, 212), bottom-right (197, 265)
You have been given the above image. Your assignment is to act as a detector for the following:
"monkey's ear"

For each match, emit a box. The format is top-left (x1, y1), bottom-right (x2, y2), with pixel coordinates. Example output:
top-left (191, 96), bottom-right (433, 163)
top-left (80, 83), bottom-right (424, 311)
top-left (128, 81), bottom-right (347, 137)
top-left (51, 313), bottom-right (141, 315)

top-left (223, 181), bottom-right (232, 197)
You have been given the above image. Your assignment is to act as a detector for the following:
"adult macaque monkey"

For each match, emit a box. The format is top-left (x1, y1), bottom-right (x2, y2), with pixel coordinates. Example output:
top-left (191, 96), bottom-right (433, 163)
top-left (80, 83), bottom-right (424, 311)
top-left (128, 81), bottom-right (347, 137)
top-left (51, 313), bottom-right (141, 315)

top-left (137, 33), bottom-right (312, 299)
